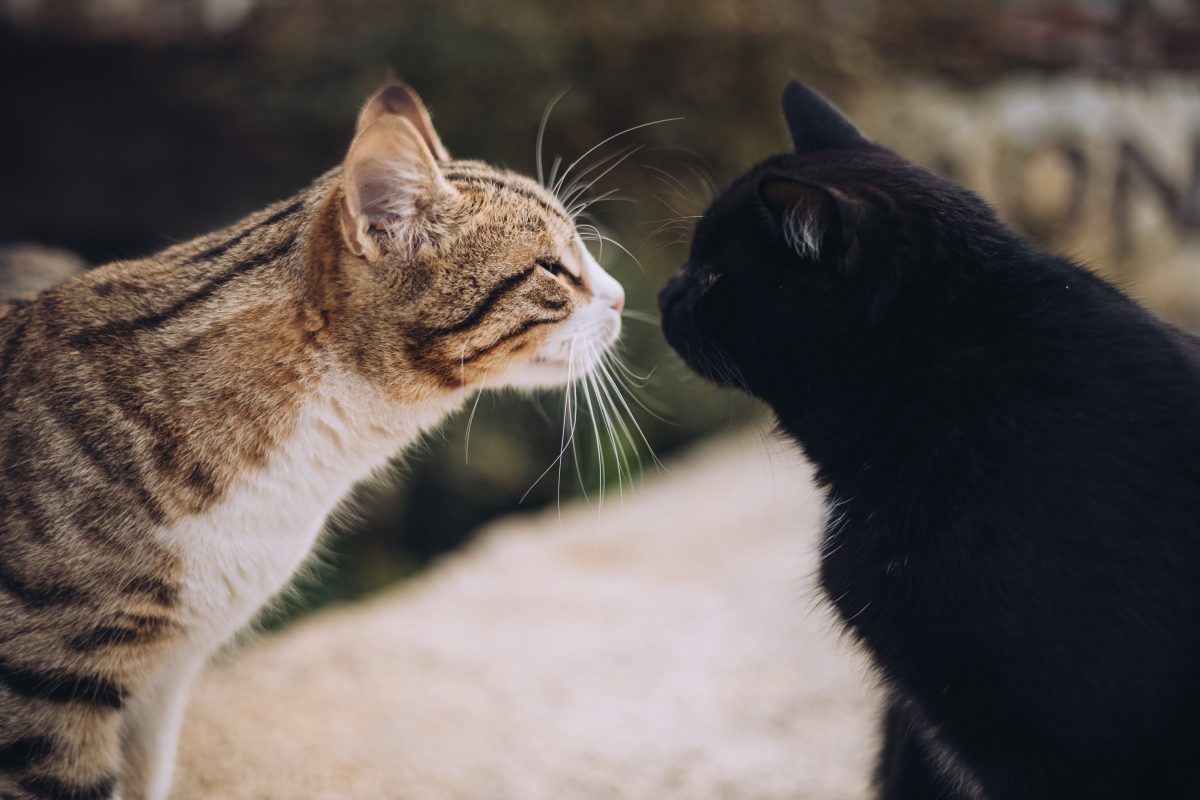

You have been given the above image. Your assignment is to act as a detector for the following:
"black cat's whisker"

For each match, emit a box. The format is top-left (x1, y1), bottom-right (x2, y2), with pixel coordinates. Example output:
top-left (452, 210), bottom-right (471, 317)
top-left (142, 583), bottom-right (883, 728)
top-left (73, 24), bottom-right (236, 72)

top-left (708, 342), bottom-right (751, 393)
top-left (641, 218), bottom-right (696, 250)
top-left (642, 218), bottom-right (692, 239)
top-left (641, 214), bottom-right (704, 226)
top-left (684, 163), bottom-right (719, 203)
top-left (643, 165), bottom-right (702, 218)
top-left (643, 163), bottom-right (701, 208)
top-left (641, 144), bottom-right (719, 194)
top-left (648, 187), bottom-right (692, 221)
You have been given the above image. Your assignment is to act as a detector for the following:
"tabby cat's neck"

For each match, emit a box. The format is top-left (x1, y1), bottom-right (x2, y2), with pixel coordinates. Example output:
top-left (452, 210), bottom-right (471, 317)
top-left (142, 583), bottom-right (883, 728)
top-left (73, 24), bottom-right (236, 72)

top-left (23, 168), bottom-right (466, 528)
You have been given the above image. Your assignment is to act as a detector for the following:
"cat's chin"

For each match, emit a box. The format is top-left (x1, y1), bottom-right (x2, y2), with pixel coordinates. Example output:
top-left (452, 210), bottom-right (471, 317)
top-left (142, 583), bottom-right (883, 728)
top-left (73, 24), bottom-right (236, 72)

top-left (498, 357), bottom-right (579, 390)
top-left (498, 349), bottom-right (610, 390)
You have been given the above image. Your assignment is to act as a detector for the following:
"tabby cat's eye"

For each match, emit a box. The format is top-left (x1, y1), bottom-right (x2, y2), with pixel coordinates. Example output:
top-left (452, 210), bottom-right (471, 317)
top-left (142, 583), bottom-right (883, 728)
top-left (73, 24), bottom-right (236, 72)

top-left (537, 258), bottom-right (582, 286)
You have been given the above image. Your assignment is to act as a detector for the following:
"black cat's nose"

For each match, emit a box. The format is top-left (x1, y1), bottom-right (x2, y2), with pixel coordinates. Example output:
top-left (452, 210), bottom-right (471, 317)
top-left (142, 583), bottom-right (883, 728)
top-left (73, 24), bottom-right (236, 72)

top-left (658, 265), bottom-right (688, 314)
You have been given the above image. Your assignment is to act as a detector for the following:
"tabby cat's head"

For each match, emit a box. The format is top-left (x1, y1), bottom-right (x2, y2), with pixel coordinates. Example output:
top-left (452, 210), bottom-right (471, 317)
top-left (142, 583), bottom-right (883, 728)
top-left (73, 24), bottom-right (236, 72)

top-left (326, 81), bottom-right (624, 400)
top-left (658, 81), bottom-right (1011, 403)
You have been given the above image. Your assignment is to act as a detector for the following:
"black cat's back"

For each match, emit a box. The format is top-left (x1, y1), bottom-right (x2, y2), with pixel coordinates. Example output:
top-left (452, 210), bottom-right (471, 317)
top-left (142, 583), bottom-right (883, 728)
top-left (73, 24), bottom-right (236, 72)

top-left (818, 251), bottom-right (1200, 795)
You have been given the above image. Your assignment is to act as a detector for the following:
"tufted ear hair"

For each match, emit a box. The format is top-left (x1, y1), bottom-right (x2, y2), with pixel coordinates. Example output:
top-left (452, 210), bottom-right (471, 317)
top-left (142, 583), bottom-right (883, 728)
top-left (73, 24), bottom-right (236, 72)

top-left (758, 176), bottom-right (863, 273)
top-left (340, 112), bottom-right (456, 260)
top-left (781, 81), bottom-right (868, 154)
top-left (356, 79), bottom-right (451, 163)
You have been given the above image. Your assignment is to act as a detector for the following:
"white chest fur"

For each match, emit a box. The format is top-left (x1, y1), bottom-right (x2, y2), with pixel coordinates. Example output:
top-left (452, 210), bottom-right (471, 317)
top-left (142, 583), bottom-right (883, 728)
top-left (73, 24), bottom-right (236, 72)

top-left (159, 372), bottom-right (464, 645)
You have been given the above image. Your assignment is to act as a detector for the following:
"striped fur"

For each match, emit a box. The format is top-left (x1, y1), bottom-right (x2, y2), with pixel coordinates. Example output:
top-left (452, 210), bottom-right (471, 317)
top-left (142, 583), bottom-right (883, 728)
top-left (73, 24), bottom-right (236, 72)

top-left (0, 81), bottom-right (624, 800)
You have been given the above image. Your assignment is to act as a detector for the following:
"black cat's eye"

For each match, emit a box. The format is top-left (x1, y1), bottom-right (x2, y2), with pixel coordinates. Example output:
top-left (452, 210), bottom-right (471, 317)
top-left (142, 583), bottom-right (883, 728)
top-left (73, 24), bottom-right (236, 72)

top-left (537, 258), bottom-right (582, 287)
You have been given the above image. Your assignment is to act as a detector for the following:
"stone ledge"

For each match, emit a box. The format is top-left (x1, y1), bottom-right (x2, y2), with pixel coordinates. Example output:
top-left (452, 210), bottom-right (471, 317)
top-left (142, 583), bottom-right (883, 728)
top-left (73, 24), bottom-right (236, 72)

top-left (174, 432), bottom-right (878, 800)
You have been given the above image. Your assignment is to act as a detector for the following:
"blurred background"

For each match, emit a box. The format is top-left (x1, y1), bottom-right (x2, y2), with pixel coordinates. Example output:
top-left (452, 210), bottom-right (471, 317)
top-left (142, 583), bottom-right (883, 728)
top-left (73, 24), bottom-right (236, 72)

top-left (2, 0), bottom-right (1199, 626)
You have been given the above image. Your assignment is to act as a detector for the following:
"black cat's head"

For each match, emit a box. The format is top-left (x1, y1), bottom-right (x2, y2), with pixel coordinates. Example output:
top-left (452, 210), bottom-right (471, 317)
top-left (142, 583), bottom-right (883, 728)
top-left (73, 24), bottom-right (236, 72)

top-left (659, 82), bottom-right (1010, 404)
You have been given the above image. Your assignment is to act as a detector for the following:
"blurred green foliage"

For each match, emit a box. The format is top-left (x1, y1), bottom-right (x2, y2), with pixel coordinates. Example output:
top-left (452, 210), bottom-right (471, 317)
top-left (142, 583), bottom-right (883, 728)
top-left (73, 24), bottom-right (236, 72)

top-left (2, 0), bottom-right (1196, 624)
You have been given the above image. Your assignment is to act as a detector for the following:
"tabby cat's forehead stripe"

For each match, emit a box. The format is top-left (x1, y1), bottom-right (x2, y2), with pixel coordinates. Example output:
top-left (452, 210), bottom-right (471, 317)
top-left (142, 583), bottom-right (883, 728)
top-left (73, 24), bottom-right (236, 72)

top-left (445, 166), bottom-right (564, 209)
top-left (444, 170), bottom-right (573, 228)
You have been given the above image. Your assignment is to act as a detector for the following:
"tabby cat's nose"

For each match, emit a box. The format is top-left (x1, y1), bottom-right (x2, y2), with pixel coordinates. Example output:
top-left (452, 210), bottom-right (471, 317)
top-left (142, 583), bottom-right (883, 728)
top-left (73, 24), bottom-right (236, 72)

top-left (611, 291), bottom-right (625, 313)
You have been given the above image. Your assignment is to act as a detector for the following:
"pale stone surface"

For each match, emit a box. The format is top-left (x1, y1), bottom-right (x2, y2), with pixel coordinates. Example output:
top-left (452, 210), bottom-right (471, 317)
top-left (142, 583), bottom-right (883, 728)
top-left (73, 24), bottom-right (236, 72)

top-left (174, 431), bottom-right (879, 800)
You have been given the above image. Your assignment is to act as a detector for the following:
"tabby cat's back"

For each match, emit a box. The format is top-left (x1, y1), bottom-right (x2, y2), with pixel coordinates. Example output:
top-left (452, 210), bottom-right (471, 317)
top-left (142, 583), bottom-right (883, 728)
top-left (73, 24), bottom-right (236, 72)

top-left (0, 80), bottom-right (624, 800)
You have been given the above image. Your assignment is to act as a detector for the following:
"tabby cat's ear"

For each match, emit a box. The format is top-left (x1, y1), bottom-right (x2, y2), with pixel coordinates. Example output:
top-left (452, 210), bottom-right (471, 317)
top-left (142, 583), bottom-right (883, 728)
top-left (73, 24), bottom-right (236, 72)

top-left (356, 80), bottom-right (451, 162)
top-left (758, 176), bottom-right (862, 271)
top-left (340, 114), bottom-right (456, 260)
top-left (781, 81), bottom-right (868, 154)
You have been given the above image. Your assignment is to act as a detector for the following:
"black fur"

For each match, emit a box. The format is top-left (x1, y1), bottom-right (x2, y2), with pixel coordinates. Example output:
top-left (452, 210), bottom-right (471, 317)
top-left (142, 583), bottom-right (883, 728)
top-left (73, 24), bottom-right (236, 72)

top-left (659, 82), bottom-right (1200, 798)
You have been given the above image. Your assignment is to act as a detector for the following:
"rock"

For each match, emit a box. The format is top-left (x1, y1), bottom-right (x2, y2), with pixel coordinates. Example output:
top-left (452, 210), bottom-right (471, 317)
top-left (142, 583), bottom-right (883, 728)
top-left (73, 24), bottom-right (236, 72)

top-left (175, 431), bottom-right (878, 800)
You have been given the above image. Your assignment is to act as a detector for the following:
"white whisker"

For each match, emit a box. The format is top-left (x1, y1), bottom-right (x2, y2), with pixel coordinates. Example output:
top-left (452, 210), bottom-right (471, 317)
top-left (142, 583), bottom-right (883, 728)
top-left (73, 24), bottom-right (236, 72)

top-left (552, 116), bottom-right (684, 199)
top-left (595, 349), bottom-right (667, 471)
top-left (536, 85), bottom-right (572, 188)
top-left (463, 384), bottom-right (485, 465)
top-left (619, 309), bottom-right (662, 327)
top-left (558, 144), bottom-right (641, 206)
top-left (578, 359), bottom-right (606, 510)
top-left (589, 345), bottom-right (642, 483)
top-left (561, 145), bottom-right (645, 210)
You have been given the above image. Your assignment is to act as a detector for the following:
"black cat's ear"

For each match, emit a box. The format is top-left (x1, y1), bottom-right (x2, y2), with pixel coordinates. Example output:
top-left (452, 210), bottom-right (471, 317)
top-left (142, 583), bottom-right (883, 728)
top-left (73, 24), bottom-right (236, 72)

top-left (758, 176), bottom-right (862, 271)
top-left (781, 81), bottom-right (868, 154)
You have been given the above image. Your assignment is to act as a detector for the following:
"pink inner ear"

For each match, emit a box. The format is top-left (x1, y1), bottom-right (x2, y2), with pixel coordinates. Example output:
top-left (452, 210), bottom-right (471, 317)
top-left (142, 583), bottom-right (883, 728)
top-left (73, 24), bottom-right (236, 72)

top-left (357, 81), bottom-right (450, 163)
top-left (343, 115), bottom-right (442, 228)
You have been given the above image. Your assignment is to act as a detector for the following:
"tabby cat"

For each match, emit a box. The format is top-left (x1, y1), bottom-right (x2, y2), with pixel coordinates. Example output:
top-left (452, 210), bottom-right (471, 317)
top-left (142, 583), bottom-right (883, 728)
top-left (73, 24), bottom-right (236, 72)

top-left (660, 82), bottom-right (1200, 798)
top-left (0, 81), bottom-right (624, 800)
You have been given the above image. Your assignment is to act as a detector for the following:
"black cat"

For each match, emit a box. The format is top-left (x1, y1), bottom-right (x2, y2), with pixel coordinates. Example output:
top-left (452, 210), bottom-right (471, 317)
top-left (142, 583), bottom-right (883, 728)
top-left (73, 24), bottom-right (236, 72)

top-left (659, 82), bottom-right (1200, 799)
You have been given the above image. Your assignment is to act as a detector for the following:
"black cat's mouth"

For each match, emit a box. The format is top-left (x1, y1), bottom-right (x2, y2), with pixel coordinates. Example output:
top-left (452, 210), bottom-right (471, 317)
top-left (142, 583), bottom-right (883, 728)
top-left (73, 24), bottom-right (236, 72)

top-left (659, 304), bottom-right (741, 390)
